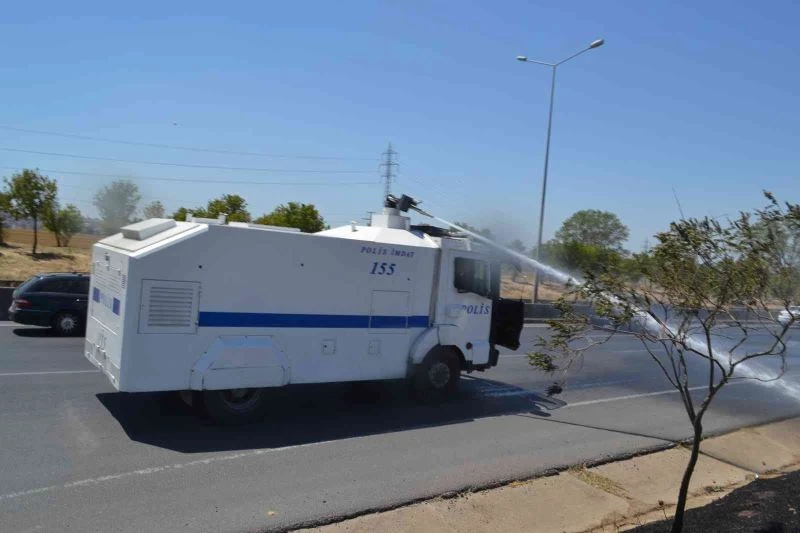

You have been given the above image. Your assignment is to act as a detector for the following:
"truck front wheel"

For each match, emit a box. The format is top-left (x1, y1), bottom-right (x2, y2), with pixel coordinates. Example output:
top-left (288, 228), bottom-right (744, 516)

top-left (203, 388), bottom-right (268, 425)
top-left (412, 346), bottom-right (461, 404)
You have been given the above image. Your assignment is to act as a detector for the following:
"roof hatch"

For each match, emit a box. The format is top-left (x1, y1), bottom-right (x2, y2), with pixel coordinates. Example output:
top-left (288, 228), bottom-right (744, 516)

top-left (121, 219), bottom-right (177, 241)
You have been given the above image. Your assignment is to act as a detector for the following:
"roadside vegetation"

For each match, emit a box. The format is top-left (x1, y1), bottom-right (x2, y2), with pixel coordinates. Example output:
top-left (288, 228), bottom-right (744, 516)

top-left (0, 238), bottom-right (92, 282)
top-left (0, 169), bottom-right (331, 281)
top-left (530, 192), bottom-right (800, 533)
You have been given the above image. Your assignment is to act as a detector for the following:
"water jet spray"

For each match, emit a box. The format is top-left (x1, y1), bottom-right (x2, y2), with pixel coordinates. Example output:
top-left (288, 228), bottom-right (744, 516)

top-left (407, 200), bottom-right (800, 402)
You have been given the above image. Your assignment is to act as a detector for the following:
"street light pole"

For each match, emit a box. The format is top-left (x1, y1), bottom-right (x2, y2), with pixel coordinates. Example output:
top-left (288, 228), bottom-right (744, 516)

top-left (517, 39), bottom-right (604, 303)
top-left (533, 65), bottom-right (557, 303)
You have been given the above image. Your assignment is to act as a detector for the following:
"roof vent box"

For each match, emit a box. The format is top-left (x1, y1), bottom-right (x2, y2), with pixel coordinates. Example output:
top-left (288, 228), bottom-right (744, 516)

top-left (121, 219), bottom-right (177, 241)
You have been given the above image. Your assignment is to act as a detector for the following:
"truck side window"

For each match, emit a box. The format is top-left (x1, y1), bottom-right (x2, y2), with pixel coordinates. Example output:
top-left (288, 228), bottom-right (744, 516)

top-left (454, 258), bottom-right (489, 296)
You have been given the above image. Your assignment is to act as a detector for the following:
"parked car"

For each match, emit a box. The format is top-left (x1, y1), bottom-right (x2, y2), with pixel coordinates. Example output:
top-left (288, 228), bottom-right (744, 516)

top-left (8, 273), bottom-right (90, 335)
top-left (777, 306), bottom-right (800, 327)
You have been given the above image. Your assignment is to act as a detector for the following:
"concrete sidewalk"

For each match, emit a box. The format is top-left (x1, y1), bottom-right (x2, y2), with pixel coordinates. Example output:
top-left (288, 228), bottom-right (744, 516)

top-left (294, 418), bottom-right (800, 533)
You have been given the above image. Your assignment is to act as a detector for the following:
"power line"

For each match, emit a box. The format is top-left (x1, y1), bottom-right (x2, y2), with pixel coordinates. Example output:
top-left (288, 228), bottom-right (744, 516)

top-left (0, 125), bottom-right (376, 161)
top-left (57, 184), bottom-right (205, 206)
top-left (0, 166), bottom-right (378, 186)
top-left (0, 147), bottom-right (377, 174)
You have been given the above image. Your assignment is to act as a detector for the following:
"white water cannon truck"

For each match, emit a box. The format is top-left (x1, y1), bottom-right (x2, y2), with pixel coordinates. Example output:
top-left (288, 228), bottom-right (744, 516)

top-left (84, 194), bottom-right (524, 423)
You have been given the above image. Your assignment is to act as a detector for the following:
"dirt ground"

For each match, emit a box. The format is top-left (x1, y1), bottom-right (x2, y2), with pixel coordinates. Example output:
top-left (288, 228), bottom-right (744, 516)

top-left (626, 469), bottom-right (800, 533)
top-left (0, 241), bottom-right (92, 281)
top-left (500, 271), bottom-right (567, 301)
top-left (3, 228), bottom-right (99, 250)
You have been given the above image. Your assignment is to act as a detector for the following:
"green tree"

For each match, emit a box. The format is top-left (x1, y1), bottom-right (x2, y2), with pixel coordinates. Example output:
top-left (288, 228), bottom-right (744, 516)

top-left (93, 180), bottom-right (141, 234)
top-left (554, 209), bottom-right (629, 251)
top-left (754, 216), bottom-right (800, 301)
top-left (142, 200), bottom-right (166, 219)
top-left (206, 194), bottom-right (250, 222)
top-left (255, 202), bottom-right (326, 233)
top-left (530, 193), bottom-right (799, 533)
top-left (0, 192), bottom-right (9, 244)
top-left (173, 194), bottom-right (250, 223)
top-left (508, 239), bottom-right (527, 255)
top-left (2, 169), bottom-right (58, 254)
top-left (43, 204), bottom-right (84, 247)
top-left (171, 206), bottom-right (193, 221)
top-left (552, 241), bottom-right (624, 274)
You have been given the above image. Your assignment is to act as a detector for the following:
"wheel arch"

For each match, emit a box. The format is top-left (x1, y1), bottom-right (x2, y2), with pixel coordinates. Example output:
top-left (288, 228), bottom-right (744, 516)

top-left (409, 326), bottom-right (467, 371)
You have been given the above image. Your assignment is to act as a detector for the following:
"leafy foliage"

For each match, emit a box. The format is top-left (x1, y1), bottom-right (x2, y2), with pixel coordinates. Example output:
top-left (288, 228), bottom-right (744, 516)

top-left (507, 239), bottom-right (528, 255)
top-left (173, 194), bottom-right (251, 222)
top-left (171, 206), bottom-right (191, 222)
top-left (255, 202), bottom-right (326, 233)
top-left (206, 194), bottom-right (250, 222)
top-left (93, 180), bottom-right (141, 235)
top-left (552, 241), bottom-right (623, 274)
top-left (43, 204), bottom-right (84, 247)
top-left (142, 200), bottom-right (166, 219)
top-left (554, 209), bottom-right (629, 251)
top-left (0, 192), bottom-right (8, 244)
top-left (530, 193), bottom-right (799, 533)
top-left (3, 169), bottom-right (58, 253)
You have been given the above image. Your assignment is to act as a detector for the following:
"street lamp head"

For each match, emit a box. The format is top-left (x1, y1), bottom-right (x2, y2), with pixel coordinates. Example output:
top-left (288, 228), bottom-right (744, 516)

top-left (516, 55), bottom-right (528, 62)
top-left (589, 39), bottom-right (605, 49)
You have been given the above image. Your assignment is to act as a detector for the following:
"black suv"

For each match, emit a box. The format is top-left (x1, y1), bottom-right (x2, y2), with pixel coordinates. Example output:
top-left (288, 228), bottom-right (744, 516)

top-left (9, 273), bottom-right (90, 335)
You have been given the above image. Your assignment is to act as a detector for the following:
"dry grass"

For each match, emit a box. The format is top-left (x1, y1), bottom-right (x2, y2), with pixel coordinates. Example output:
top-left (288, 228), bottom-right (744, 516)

top-left (0, 242), bottom-right (92, 282)
top-left (501, 271), bottom-right (567, 302)
top-left (568, 465), bottom-right (629, 498)
top-left (3, 228), bottom-right (100, 250)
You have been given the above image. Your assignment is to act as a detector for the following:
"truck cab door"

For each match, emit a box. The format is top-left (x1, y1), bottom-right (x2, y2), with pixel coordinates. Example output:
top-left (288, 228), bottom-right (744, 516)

top-left (436, 251), bottom-right (493, 365)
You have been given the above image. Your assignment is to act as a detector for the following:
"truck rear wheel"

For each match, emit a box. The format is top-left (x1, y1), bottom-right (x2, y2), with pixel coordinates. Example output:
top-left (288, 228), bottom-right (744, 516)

top-left (203, 388), bottom-right (268, 425)
top-left (412, 346), bottom-right (461, 404)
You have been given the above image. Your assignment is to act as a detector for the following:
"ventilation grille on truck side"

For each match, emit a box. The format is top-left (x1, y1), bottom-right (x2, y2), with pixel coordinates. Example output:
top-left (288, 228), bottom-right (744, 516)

top-left (139, 280), bottom-right (200, 334)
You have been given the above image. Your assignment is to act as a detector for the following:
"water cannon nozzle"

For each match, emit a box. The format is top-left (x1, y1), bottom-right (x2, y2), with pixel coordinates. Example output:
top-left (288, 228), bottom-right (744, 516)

top-left (384, 194), bottom-right (432, 217)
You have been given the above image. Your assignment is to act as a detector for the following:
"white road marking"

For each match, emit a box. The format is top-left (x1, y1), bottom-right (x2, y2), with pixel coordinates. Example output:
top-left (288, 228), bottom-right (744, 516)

top-left (0, 370), bottom-right (98, 377)
top-left (564, 381), bottom-right (749, 408)
top-left (0, 436), bottom-right (359, 503)
top-left (473, 379), bottom-right (637, 398)
top-left (500, 349), bottom-right (646, 359)
top-left (0, 373), bottom-right (788, 504)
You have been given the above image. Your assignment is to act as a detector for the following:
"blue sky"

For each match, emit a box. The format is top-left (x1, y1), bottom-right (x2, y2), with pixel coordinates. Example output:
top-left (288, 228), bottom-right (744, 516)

top-left (1, 1), bottom-right (797, 250)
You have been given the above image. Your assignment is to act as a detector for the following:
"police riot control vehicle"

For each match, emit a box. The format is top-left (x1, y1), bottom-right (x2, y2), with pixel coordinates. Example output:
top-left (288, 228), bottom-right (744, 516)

top-left (84, 195), bottom-right (524, 423)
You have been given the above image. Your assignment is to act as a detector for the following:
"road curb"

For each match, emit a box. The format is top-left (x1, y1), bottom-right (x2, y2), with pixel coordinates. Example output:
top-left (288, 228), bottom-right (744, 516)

top-left (289, 416), bottom-right (800, 533)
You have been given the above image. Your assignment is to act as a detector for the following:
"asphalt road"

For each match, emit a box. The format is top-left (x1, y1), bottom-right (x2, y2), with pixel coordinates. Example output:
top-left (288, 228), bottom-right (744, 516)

top-left (1, 322), bottom-right (799, 533)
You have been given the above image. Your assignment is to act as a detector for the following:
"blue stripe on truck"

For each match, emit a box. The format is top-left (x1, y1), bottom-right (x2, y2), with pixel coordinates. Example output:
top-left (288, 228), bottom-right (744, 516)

top-left (198, 312), bottom-right (430, 329)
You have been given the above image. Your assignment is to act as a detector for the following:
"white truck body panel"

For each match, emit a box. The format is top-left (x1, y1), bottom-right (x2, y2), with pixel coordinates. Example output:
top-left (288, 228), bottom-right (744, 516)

top-left (85, 213), bottom-right (504, 393)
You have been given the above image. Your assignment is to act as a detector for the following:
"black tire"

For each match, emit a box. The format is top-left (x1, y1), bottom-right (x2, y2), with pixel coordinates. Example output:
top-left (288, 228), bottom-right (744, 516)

top-left (412, 346), bottom-right (461, 404)
top-left (53, 311), bottom-right (82, 336)
top-left (202, 388), bottom-right (268, 425)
